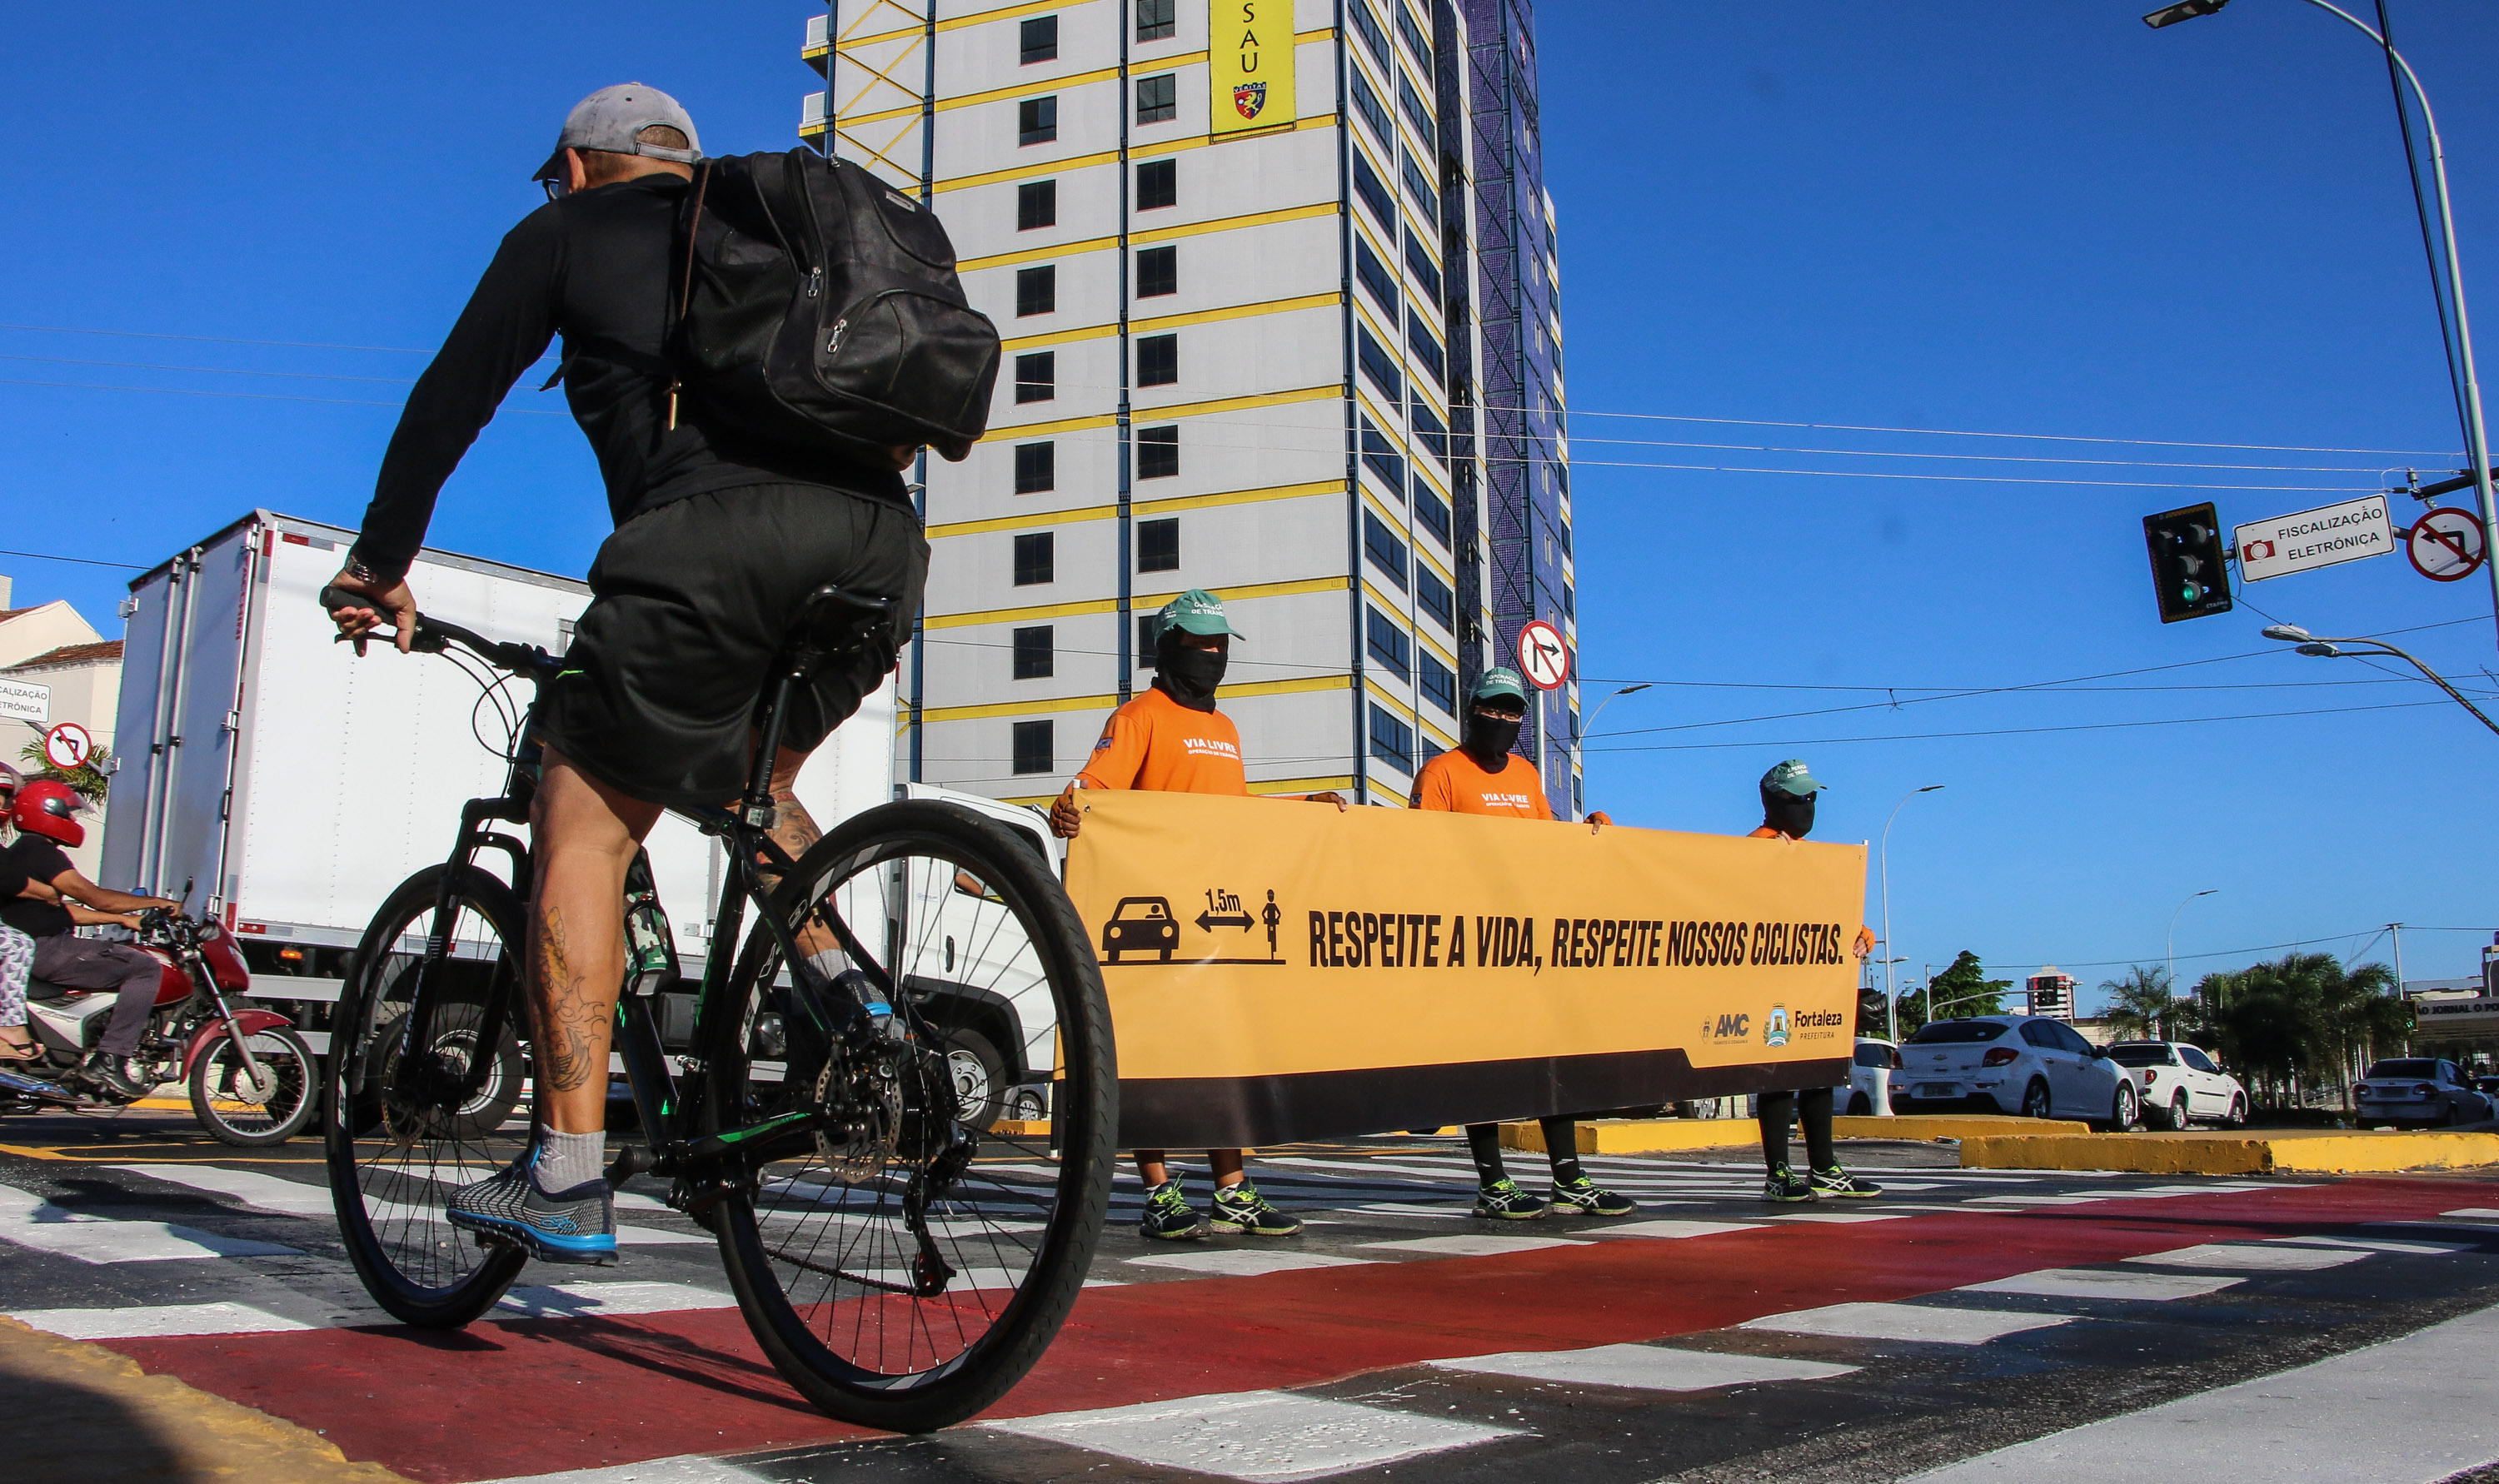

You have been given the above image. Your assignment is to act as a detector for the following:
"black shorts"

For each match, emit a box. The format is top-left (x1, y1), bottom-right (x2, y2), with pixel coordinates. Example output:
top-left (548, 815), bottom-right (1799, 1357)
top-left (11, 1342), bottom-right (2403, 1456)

top-left (534, 482), bottom-right (927, 809)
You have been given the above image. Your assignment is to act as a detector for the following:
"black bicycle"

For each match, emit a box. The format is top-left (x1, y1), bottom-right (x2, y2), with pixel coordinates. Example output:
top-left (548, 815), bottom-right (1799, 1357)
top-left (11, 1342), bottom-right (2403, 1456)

top-left (317, 585), bottom-right (1115, 1432)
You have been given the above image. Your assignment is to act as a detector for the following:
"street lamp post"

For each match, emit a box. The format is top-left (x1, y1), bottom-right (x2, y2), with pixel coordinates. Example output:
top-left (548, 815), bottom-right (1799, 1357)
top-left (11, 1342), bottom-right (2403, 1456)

top-left (2167, 890), bottom-right (2217, 1027)
top-left (1565, 683), bottom-right (1653, 821)
top-left (2261, 625), bottom-right (2499, 736)
top-left (2149, 0), bottom-right (2499, 652)
top-left (1881, 786), bottom-right (1946, 1043)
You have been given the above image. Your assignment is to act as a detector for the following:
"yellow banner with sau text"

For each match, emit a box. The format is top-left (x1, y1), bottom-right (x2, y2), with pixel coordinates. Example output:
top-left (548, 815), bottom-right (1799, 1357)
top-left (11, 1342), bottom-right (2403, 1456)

top-left (1209, 0), bottom-right (1296, 137)
top-left (1065, 791), bottom-right (1867, 1149)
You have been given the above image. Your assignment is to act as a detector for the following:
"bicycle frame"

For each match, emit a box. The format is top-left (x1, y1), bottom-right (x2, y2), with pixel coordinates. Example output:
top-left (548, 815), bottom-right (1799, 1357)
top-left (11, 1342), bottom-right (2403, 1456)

top-left (375, 592), bottom-right (940, 1212)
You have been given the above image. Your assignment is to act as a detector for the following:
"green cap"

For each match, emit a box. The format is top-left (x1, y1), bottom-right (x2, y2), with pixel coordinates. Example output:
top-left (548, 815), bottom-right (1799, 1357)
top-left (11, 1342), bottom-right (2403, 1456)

top-left (1157, 588), bottom-right (1240, 639)
top-left (1761, 759), bottom-right (1823, 797)
top-left (1470, 667), bottom-right (1529, 705)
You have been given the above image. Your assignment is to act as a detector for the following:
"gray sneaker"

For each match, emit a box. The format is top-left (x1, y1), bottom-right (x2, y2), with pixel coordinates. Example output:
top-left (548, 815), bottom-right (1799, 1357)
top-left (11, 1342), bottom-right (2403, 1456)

top-left (446, 1154), bottom-right (617, 1265)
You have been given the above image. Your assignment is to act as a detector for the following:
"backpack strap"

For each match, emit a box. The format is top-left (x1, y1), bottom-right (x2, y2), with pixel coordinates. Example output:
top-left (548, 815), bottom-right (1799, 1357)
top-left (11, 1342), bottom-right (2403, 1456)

top-left (666, 161), bottom-right (714, 431)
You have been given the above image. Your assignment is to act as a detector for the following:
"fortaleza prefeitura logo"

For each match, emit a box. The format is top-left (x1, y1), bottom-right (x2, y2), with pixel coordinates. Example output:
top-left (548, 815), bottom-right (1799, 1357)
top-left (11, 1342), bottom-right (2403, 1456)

top-left (1764, 1004), bottom-right (1790, 1047)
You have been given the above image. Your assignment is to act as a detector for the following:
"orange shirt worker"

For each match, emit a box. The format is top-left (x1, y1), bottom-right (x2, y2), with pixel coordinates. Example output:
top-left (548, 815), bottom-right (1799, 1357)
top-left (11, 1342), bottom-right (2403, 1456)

top-left (1407, 667), bottom-right (1638, 1221)
top-left (1050, 589), bottom-right (1344, 1242)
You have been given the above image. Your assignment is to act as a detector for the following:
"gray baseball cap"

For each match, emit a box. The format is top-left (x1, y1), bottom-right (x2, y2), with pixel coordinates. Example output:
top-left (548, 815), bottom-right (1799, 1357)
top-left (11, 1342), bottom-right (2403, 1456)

top-left (533, 83), bottom-right (702, 181)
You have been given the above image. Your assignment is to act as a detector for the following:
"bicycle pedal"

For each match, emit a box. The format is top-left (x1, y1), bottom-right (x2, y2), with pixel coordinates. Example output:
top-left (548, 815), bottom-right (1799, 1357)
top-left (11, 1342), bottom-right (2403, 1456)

top-left (604, 1145), bottom-right (658, 1186)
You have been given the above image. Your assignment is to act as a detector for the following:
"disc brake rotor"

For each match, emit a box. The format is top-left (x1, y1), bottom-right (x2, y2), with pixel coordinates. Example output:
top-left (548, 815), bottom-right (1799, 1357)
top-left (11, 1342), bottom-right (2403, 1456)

top-left (813, 1042), bottom-right (904, 1185)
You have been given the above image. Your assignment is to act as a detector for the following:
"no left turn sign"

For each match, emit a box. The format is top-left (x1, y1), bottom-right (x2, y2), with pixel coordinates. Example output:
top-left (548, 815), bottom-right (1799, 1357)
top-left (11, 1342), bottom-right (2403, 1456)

top-left (1516, 620), bottom-right (1571, 690)
top-left (2407, 507), bottom-right (2487, 583)
top-left (41, 721), bottom-right (93, 771)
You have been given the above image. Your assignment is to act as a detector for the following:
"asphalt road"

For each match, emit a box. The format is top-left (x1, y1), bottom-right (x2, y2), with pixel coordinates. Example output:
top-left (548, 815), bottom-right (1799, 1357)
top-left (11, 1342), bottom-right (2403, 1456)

top-left (3, 1108), bottom-right (2496, 1484)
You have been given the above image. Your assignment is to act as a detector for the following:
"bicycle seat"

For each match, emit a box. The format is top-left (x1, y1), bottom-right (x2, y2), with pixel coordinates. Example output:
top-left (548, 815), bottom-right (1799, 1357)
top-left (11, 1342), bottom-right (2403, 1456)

top-left (778, 585), bottom-right (900, 676)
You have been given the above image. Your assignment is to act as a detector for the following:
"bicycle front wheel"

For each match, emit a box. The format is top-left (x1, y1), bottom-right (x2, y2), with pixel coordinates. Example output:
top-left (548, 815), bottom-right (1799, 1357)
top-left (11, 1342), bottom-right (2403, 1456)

top-left (324, 864), bottom-right (531, 1326)
top-left (704, 799), bottom-right (1115, 1433)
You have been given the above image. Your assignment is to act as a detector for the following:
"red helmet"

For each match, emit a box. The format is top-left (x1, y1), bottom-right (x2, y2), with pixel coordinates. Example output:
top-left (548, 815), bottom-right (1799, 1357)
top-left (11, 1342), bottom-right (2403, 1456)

top-left (12, 779), bottom-right (86, 848)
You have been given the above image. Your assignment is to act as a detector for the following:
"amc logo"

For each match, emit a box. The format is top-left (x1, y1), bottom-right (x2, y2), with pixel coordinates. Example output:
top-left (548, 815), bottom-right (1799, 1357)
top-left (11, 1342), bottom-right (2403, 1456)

top-left (1701, 1013), bottom-right (1752, 1039)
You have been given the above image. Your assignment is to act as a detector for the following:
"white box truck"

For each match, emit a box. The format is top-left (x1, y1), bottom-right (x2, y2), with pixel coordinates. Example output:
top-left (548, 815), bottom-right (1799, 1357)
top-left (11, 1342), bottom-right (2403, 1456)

top-left (102, 510), bottom-right (1056, 1123)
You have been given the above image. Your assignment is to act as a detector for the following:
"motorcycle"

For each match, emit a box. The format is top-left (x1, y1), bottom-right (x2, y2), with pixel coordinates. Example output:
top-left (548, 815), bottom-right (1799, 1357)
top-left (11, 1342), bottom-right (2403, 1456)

top-left (0, 910), bottom-right (319, 1147)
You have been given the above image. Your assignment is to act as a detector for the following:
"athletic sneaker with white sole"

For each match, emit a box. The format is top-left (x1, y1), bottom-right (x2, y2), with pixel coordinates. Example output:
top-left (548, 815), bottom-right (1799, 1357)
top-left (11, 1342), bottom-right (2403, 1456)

top-left (1549, 1174), bottom-right (1638, 1217)
top-left (1474, 1178), bottom-right (1549, 1220)
top-left (1209, 1180), bottom-right (1303, 1237)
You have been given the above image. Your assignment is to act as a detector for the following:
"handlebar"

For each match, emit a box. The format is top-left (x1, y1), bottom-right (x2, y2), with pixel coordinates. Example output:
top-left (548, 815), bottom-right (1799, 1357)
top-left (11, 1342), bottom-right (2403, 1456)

top-left (318, 585), bottom-right (564, 683)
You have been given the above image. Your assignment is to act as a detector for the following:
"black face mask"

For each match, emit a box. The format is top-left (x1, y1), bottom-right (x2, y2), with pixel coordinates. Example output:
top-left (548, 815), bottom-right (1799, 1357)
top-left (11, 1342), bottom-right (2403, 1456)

top-left (1155, 636), bottom-right (1227, 711)
top-left (1762, 788), bottom-right (1816, 839)
top-left (1464, 713), bottom-right (1523, 766)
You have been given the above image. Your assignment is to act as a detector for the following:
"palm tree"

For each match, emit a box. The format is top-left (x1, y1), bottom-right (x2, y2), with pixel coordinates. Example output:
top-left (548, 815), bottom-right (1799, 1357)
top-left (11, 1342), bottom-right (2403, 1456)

top-left (2209, 953), bottom-right (2412, 1110)
top-left (2100, 965), bottom-right (2177, 1042)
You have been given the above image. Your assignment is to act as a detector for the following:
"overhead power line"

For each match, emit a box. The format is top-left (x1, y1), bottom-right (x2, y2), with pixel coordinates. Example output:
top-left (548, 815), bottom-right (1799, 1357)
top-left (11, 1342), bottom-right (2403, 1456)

top-left (1584, 698), bottom-right (2458, 753)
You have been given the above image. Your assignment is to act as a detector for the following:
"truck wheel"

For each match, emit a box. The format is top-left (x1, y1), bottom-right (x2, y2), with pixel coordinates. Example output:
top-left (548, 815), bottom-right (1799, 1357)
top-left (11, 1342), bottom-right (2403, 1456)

top-left (2166, 1093), bottom-right (2191, 1131)
top-left (943, 1025), bottom-right (1009, 1129)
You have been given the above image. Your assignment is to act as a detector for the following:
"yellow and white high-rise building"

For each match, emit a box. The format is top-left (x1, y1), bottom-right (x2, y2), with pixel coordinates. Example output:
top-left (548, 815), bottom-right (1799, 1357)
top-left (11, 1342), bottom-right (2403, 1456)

top-left (802, 0), bottom-right (1579, 811)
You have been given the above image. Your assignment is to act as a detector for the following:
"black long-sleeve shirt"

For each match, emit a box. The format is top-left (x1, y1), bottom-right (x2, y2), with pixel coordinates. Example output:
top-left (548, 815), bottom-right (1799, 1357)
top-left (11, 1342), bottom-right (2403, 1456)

top-left (352, 173), bottom-right (908, 581)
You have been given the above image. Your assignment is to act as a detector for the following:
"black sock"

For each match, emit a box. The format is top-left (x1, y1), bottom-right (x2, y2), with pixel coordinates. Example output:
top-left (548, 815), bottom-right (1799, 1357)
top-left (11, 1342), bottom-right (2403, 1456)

top-left (1539, 1117), bottom-right (1583, 1183)
top-left (1800, 1087), bottom-right (1838, 1170)
top-left (1465, 1123), bottom-right (1508, 1184)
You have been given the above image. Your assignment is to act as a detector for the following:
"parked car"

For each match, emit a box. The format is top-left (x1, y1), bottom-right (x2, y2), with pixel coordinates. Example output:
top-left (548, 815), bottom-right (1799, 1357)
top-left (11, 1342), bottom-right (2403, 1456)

top-left (2103, 1041), bottom-right (2247, 1129)
top-left (1833, 1038), bottom-right (1898, 1115)
top-left (2476, 1074), bottom-right (2499, 1107)
top-left (1893, 1015), bottom-right (2139, 1129)
top-left (2356, 1058), bottom-right (2493, 1129)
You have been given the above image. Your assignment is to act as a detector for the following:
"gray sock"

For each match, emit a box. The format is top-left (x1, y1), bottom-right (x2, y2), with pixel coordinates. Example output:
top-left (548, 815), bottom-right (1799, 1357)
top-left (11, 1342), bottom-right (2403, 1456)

top-left (806, 948), bottom-right (850, 982)
top-left (534, 1128), bottom-right (606, 1193)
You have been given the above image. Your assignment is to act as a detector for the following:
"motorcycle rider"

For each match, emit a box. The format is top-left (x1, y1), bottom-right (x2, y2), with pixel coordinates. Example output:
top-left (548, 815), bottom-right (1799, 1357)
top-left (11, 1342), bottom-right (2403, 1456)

top-left (0, 781), bottom-right (182, 1098)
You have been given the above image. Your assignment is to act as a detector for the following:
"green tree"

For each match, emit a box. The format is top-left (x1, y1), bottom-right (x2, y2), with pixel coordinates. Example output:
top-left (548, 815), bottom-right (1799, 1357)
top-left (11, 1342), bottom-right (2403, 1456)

top-left (1898, 951), bottom-right (2011, 1038)
top-left (2208, 953), bottom-right (2410, 1109)
top-left (2100, 964), bottom-right (2177, 1042)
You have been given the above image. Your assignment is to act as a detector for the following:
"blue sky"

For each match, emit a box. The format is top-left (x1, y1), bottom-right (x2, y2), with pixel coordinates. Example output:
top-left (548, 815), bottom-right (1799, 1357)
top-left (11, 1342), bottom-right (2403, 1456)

top-left (6, 2), bottom-right (2497, 1006)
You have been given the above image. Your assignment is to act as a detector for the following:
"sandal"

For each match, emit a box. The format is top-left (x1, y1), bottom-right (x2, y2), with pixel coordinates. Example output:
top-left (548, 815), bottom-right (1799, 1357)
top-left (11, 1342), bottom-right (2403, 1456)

top-left (0, 1036), bottom-right (42, 1063)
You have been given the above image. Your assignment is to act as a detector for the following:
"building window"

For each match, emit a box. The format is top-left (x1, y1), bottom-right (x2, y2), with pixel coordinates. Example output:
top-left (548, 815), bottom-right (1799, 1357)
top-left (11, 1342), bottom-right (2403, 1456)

top-left (1396, 72), bottom-right (1434, 140)
top-left (1404, 234), bottom-right (1443, 306)
top-left (1409, 397), bottom-right (1448, 466)
top-left (1349, 0), bottom-right (1389, 64)
top-left (1136, 73), bottom-right (1177, 125)
top-left (1020, 14), bottom-right (1060, 63)
top-left (1012, 720), bottom-right (1054, 775)
top-left (1396, 2), bottom-right (1434, 72)
top-left (1406, 317), bottom-right (1444, 385)
top-left (1351, 149), bottom-right (1394, 230)
top-left (1015, 264), bottom-right (1057, 317)
top-left (1017, 179), bottom-right (1057, 230)
top-left (1138, 516), bottom-right (1180, 572)
top-left (1019, 97), bottom-right (1058, 146)
top-left (1136, 424), bottom-right (1179, 479)
top-left (1013, 530), bottom-right (1055, 585)
top-left (1354, 237), bottom-right (1397, 316)
top-left (1414, 481), bottom-right (1450, 546)
top-left (1015, 441), bottom-right (1055, 494)
top-left (1136, 332), bottom-right (1178, 386)
top-left (1420, 652), bottom-right (1456, 717)
top-left (1368, 703), bottom-right (1414, 775)
top-left (1014, 351), bottom-right (1055, 402)
top-left (1356, 325), bottom-right (1401, 402)
top-left (1363, 510), bottom-right (1408, 590)
top-left (1358, 413), bottom-right (1406, 495)
top-left (1399, 144), bottom-right (1439, 220)
top-left (1349, 68), bottom-right (1390, 144)
top-left (1365, 606), bottom-right (1410, 680)
top-left (1135, 613), bottom-right (1162, 666)
top-left (1416, 566), bottom-right (1454, 631)
top-left (1136, 245), bottom-right (1177, 298)
top-left (1136, 0), bottom-right (1175, 42)
top-left (1013, 625), bottom-right (1055, 680)
top-left (1137, 157), bottom-right (1177, 209)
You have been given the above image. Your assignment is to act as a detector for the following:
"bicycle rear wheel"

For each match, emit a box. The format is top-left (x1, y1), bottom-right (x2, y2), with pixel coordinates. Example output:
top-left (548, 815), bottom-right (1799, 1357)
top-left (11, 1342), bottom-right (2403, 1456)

top-left (704, 799), bottom-right (1115, 1433)
top-left (324, 864), bottom-right (532, 1326)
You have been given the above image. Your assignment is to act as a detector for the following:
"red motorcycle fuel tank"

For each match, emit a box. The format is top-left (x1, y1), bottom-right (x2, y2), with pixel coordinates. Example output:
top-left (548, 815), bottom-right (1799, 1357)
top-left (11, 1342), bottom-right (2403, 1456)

top-left (142, 949), bottom-right (190, 1008)
top-left (199, 925), bottom-right (252, 992)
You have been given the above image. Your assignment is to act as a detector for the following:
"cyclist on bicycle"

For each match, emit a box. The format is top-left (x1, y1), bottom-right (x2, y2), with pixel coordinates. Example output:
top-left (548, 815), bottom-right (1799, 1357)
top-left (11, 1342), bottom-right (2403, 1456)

top-left (327, 85), bottom-right (934, 1263)
top-left (1407, 668), bottom-right (1637, 1222)
top-left (1049, 589), bottom-right (1344, 1241)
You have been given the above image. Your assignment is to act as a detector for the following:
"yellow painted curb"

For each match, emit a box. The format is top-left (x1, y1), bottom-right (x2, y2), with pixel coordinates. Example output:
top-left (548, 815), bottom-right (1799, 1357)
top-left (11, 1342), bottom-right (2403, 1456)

top-left (1502, 1114), bottom-right (2091, 1155)
top-left (1959, 1128), bottom-right (2499, 1175)
top-left (0, 1314), bottom-right (412, 1482)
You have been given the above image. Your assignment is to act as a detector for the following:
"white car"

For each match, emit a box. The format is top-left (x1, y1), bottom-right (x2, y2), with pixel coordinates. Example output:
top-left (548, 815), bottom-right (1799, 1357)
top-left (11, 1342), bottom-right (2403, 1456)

top-left (2356, 1058), bottom-right (2494, 1129)
top-left (2103, 1041), bottom-right (2246, 1129)
top-left (1893, 1015), bottom-right (2139, 1129)
top-left (1833, 1038), bottom-right (1898, 1115)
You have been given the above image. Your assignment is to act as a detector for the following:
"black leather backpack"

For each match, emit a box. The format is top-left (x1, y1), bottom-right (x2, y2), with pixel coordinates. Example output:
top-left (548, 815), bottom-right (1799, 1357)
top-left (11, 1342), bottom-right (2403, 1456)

top-left (671, 151), bottom-right (999, 462)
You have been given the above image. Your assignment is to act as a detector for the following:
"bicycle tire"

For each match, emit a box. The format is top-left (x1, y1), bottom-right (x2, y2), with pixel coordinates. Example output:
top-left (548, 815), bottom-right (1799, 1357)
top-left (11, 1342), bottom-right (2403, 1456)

top-left (325, 864), bottom-right (531, 1327)
top-left (705, 799), bottom-right (1115, 1433)
top-left (190, 1025), bottom-right (319, 1147)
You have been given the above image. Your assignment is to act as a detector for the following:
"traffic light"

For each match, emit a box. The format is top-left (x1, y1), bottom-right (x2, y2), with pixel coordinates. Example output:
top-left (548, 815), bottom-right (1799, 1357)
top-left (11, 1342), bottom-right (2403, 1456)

top-left (2142, 503), bottom-right (2232, 623)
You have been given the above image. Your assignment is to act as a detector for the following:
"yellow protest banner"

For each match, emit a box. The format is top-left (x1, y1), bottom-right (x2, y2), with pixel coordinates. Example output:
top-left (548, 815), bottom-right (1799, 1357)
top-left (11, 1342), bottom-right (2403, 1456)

top-left (1064, 791), bottom-right (1868, 1150)
top-left (1208, 0), bottom-right (1295, 137)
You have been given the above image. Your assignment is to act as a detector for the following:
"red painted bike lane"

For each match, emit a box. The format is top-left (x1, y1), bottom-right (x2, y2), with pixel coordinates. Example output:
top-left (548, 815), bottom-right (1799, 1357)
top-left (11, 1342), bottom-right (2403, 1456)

top-left (98, 1178), bottom-right (2487, 1483)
